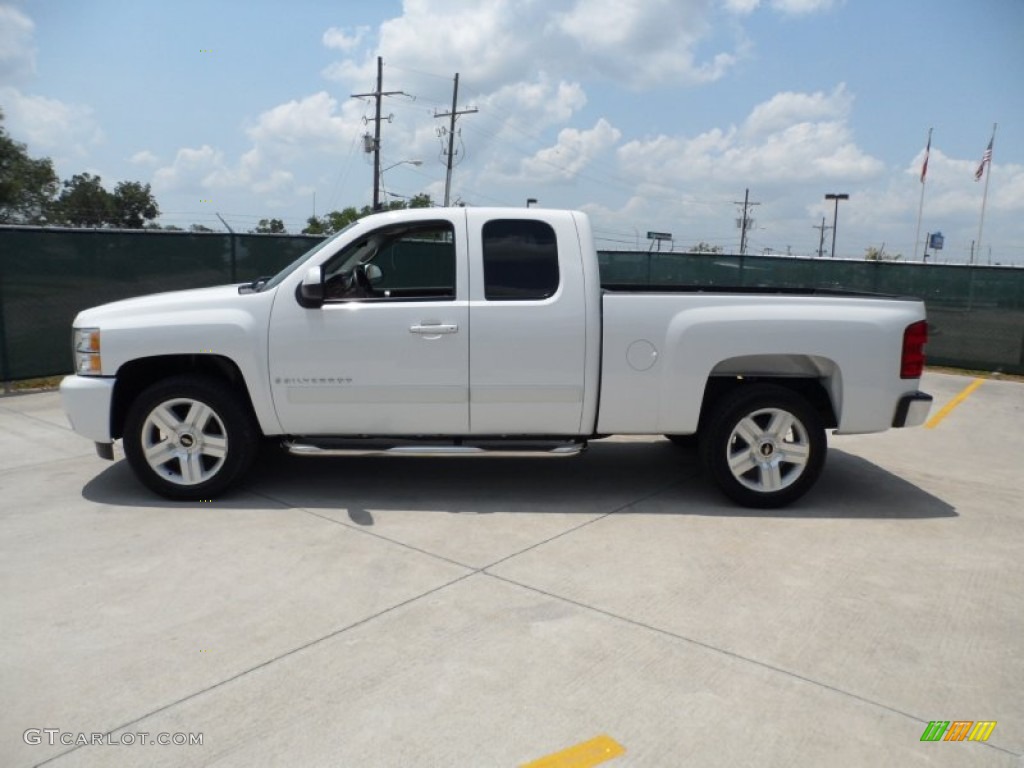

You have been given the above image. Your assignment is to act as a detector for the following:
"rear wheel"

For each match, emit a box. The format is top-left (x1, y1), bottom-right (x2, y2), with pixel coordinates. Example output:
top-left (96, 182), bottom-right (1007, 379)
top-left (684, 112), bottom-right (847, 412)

top-left (700, 384), bottom-right (826, 508)
top-left (123, 375), bottom-right (258, 500)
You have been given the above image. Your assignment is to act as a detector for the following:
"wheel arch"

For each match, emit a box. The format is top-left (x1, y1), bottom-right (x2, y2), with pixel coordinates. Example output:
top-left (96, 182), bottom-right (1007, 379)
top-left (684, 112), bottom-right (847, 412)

top-left (700, 354), bottom-right (841, 432)
top-left (111, 355), bottom-right (259, 440)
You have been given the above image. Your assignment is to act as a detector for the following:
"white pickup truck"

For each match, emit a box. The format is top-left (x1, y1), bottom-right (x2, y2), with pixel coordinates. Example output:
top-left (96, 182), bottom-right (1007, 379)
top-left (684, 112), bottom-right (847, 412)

top-left (60, 207), bottom-right (932, 508)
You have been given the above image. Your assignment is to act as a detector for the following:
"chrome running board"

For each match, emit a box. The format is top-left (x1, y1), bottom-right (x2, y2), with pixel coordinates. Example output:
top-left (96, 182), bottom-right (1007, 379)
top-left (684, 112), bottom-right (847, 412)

top-left (283, 439), bottom-right (587, 459)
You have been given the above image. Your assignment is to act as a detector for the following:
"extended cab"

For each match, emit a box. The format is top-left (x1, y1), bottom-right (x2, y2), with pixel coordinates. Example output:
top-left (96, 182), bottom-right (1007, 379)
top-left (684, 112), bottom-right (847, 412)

top-left (60, 208), bottom-right (932, 507)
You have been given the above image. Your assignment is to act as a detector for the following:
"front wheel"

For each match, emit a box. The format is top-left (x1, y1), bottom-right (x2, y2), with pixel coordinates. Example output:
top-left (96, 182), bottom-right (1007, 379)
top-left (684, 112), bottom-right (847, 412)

top-left (700, 384), bottom-right (826, 508)
top-left (123, 375), bottom-right (259, 500)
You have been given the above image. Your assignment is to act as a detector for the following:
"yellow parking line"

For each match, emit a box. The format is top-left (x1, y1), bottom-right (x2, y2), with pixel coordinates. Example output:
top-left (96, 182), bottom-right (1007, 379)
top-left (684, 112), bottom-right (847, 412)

top-left (925, 377), bottom-right (984, 429)
top-left (520, 735), bottom-right (626, 768)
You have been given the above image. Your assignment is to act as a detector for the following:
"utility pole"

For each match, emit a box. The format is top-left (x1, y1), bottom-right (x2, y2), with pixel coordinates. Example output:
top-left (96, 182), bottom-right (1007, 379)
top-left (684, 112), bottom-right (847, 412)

top-left (812, 217), bottom-right (832, 258)
top-left (824, 193), bottom-right (849, 258)
top-left (734, 188), bottom-right (760, 255)
top-left (434, 73), bottom-right (477, 206)
top-left (351, 56), bottom-right (407, 210)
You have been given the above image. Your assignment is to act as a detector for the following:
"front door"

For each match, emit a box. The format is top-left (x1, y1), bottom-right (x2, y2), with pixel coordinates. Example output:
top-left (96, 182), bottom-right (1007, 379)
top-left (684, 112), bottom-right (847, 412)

top-left (267, 217), bottom-right (469, 435)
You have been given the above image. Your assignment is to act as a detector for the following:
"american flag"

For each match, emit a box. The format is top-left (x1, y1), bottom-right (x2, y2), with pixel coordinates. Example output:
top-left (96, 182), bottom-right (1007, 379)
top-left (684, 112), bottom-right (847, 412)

top-left (975, 136), bottom-right (993, 181)
top-left (920, 131), bottom-right (931, 183)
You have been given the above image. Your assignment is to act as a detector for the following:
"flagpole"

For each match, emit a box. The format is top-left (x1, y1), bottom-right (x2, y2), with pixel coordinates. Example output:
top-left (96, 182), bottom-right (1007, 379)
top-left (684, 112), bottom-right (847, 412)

top-left (913, 127), bottom-right (932, 261)
top-left (974, 122), bottom-right (996, 266)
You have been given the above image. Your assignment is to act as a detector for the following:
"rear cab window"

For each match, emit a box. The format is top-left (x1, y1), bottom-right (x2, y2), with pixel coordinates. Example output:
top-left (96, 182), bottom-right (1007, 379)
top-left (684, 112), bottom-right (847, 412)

top-left (481, 219), bottom-right (559, 300)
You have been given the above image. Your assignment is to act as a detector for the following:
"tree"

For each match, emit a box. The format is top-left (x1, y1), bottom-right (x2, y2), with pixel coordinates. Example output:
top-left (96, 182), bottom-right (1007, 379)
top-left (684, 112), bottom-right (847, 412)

top-left (253, 218), bottom-right (286, 234)
top-left (111, 181), bottom-right (159, 228)
top-left (299, 195), bottom-right (435, 235)
top-left (189, 224), bottom-right (214, 233)
top-left (864, 246), bottom-right (901, 261)
top-left (55, 173), bottom-right (113, 227)
top-left (690, 241), bottom-right (723, 254)
top-left (301, 206), bottom-right (362, 236)
top-left (0, 109), bottom-right (59, 224)
top-left (301, 216), bottom-right (326, 235)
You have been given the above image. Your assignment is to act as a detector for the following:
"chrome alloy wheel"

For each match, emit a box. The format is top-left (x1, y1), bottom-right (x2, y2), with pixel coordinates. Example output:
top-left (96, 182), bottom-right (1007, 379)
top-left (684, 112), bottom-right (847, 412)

top-left (725, 406), bottom-right (811, 493)
top-left (140, 397), bottom-right (228, 486)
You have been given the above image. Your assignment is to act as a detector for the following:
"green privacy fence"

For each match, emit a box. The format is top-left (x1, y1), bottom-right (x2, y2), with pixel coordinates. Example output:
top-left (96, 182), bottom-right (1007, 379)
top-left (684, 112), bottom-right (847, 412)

top-left (2, 228), bottom-right (1023, 380)
top-left (0, 228), bottom-right (322, 382)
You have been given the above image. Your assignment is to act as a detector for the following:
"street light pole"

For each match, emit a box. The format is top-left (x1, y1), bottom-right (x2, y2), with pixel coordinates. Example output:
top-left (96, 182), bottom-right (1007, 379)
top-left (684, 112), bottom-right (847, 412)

top-left (378, 160), bottom-right (423, 206)
top-left (825, 193), bottom-right (849, 258)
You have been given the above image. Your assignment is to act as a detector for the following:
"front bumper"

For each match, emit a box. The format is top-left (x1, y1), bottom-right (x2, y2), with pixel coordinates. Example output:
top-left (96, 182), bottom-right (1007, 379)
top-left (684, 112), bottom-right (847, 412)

top-left (60, 375), bottom-right (115, 443)
top-left (892, 391), bottom-right (933, 428)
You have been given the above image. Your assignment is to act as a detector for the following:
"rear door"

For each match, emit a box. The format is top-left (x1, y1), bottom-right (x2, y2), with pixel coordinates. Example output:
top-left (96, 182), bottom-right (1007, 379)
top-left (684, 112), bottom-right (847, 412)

top-left (465, 211), bottom-right (588, 434)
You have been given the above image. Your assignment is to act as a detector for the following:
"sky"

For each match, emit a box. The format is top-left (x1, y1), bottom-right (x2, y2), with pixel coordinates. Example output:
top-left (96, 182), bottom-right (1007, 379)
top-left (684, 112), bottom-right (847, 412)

top-left (2, 0), bottom-right (1023, 264)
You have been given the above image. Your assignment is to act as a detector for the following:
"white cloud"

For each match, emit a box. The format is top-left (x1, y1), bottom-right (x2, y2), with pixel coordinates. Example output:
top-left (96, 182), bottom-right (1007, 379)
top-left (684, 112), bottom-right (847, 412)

top-left (324, 0), bottom-right (743, 91)
top-left (246, 91), bottom-right (360, 154)
top-left (0, 86), bottom-right (103, 158)
top-left (520, 118), bottom-right (622, 182)
top-left (322, 26), bottom-right (370, 52)
top-left (0, 4), bottom-right (35, 81)
top-left (152, 145), bottom-right (225, 193)
top-left (723, 0), bottom-right (761, 14)
top-left (770, 0), bottom-right (836, 15)
top-left (722, 0), bottom-right (837, 14)
top-left (744, 84), bottom-right (852, 136)
top-left (476, 75), bottom-right (587, 138)
top-left (151, 91), bottom-right (367, 204)
top-left (553, 0), bottom-right (736, 86)
top-left (618, 85), bottom-right (882, 186)
top-left (130, 150), bottom-right (159, 166)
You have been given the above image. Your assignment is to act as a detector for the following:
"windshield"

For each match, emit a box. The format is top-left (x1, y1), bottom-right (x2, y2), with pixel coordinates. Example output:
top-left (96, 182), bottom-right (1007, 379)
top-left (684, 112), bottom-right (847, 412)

top-left (258, 221), bottom-right (359, 292)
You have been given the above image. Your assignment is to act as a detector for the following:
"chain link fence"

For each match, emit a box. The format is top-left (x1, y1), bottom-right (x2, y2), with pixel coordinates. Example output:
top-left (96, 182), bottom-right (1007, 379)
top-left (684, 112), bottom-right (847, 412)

top-left (2, 229), bottom-right (1022, 381)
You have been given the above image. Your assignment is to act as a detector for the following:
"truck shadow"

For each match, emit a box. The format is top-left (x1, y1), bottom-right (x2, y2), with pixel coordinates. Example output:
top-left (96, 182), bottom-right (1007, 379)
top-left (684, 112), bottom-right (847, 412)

top-left (81, 440), bottom-right (956, 520)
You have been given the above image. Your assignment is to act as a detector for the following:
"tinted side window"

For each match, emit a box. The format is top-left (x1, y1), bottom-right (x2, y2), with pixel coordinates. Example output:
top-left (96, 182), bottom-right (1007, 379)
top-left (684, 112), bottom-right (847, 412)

top-left (482, 219), bottom-right (559, 300)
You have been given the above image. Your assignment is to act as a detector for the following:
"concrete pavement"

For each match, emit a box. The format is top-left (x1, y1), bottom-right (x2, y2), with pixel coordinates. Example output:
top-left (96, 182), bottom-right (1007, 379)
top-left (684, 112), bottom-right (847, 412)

top-left (1, 371), bottom-right (1021, 767)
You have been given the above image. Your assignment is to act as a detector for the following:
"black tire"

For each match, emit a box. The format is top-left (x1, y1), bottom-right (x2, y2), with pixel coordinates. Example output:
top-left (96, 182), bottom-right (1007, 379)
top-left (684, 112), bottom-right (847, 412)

top-left (699, 384), bottom-right (826, 508)
top-left (123, 375), bottom-right (259, 500)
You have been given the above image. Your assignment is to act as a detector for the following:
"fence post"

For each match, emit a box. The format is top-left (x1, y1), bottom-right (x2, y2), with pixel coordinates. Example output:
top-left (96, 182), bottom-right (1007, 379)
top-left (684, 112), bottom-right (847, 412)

top-left (967, 263), bottom-right (976, 311)
top-left (0, 255), bottom-right (10, 392)
top-left (229, 233), bottom-right (237, 283)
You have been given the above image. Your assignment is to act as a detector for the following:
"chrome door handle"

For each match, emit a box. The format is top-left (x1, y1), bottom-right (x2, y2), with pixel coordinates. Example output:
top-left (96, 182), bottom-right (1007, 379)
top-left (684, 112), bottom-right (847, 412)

top-left (409, 323), bottom-right (459, 335)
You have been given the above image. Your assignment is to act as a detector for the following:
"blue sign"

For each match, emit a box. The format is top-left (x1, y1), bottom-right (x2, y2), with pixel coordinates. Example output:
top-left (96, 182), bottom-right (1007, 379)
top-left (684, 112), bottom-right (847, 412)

top-left (929, 232), bottom-right (944, 250)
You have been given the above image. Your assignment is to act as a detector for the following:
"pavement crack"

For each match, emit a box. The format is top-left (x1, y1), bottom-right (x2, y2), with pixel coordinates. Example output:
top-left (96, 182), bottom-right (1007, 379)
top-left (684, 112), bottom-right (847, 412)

top-left (480, 477), bottom-right (684, 572)
top-left (32, 571), bottom-right (477, 767)
top-left (483, 572), bottom-right (1021, 759)
top-left (245, 489), bottom-right (476, 571)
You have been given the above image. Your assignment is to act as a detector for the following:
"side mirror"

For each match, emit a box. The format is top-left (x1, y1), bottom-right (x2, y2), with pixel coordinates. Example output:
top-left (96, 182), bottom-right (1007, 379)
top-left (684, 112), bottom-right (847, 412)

top-left (364, 263), bottom-right (383, 284)
top-left (297, 265), bottom-right (324, 308)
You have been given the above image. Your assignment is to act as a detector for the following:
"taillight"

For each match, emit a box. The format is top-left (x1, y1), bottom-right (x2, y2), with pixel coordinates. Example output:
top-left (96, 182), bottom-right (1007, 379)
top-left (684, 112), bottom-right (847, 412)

top-left (901, 321), bottom-right (928, 379)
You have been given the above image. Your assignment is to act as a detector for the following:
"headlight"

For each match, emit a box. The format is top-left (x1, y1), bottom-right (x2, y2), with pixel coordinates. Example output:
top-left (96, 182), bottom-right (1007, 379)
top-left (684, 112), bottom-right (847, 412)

top-left (73, 328), bottom-right (102, 375)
